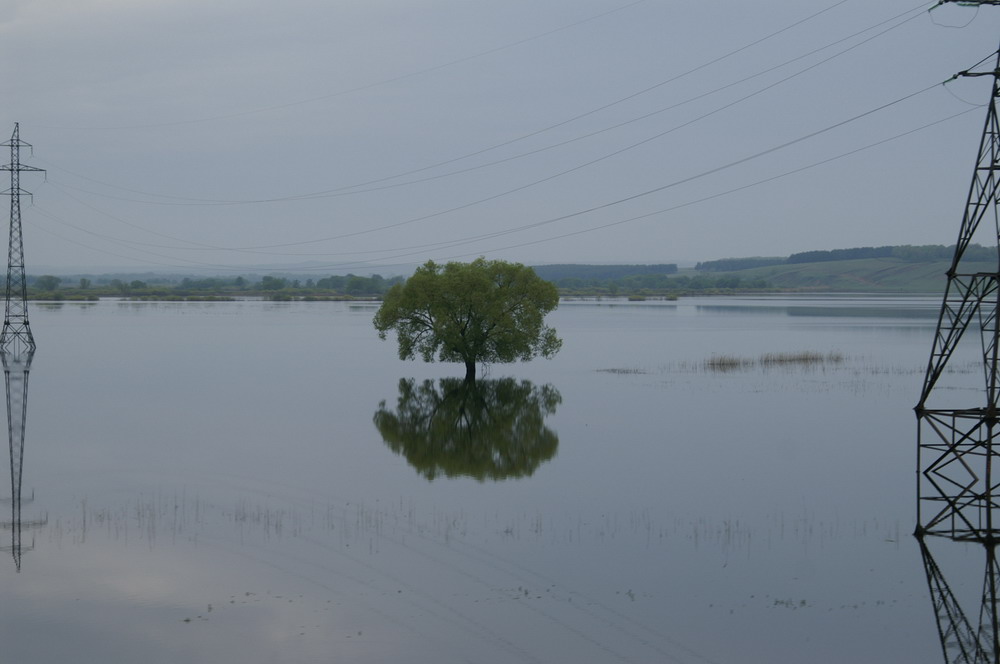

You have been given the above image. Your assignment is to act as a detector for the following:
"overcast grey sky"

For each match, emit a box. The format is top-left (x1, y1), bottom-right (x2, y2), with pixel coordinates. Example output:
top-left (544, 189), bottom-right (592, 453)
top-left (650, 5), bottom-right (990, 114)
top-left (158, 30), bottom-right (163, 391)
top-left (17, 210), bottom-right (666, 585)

top-left (1, 0), bottom-right (999, 274)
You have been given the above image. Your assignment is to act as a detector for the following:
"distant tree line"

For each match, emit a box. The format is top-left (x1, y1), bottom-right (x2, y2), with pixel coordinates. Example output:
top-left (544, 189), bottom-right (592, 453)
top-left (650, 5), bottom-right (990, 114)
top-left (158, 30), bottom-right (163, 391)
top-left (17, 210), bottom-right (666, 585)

top-left (530, 264), bottom-right (694, 294)
top-left (554, 272), bottom-right (769, 295)
top-left (693, 257), bottom-right (786, 272)
top-left (531, 264), bottom-right (677, 281)
top-left (21, 273), bottom-right (404, 300)
top-left (695, 244), bottom-right (994, 271)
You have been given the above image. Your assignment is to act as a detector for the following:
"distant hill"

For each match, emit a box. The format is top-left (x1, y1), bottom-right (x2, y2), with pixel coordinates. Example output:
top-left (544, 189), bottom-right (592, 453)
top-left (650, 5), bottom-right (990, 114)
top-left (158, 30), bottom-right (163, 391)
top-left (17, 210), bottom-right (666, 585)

top-left (694, 244), bottom-right (986, 272)
top-left (30, 247), bottom-right (990, 296)
top-left (531, 246), bottom-right (994, 294)
top-left (689, 244), bottom-right (995, 293)
top-left (530, 264), bottom-right (677, 281)
top-left (696, 257), bottom-right (975, 293)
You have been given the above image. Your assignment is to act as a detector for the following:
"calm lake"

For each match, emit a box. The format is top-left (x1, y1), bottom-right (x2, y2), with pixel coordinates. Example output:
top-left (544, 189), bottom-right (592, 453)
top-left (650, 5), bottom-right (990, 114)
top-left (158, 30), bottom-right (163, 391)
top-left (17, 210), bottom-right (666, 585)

top-left (0, 295), bottom-right (973, 663)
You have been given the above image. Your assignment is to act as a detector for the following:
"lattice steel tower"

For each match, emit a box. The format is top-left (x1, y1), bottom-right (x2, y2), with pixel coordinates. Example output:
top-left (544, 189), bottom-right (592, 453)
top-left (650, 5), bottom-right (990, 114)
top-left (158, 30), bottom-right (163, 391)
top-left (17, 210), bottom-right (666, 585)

top-left (0, 123), bottom-right (42, 357)
top-left (916, 4), bottom-right (1000, 661)
top-left (915, 46), bottom-right (1000, 541)
top-left (0, 347), bottom-right (39, 571)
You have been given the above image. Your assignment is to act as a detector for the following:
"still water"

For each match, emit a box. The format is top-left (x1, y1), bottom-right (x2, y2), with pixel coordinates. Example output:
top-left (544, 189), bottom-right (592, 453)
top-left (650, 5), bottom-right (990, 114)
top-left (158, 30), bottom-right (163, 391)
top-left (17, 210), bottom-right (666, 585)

top-left (0, 295), bottom-right (970, 663)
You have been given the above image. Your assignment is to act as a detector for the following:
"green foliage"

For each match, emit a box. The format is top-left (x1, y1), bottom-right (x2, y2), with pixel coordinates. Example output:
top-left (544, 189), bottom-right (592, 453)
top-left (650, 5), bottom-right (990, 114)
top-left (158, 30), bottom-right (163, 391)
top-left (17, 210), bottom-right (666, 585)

top-left (695, 245), bottom-right (994, 274)
top-left (787, 246), bottom-right (896, 264)
top-left (259, 276), bottom-right (287, 291)
top-left (34, 275), bottom-right (61, 291)
top-left (373, 258), bottom-right (561, 380)
top-left (315, 275), bottom-right (346, 290)
top-left (23, 271), bottom-right (406, 299)
top-left (345, 276), bottom-right (370, 295)
top-left (373, 377), bottom-right (561, 480)
top-left (727, 244), bottom-right (993, 267)
top-left (531, 264), bottom-right (677, 281)
top-left (179, 277), bottom-right (232, 291)
top-left (695, 257), bottom-right (785, 272)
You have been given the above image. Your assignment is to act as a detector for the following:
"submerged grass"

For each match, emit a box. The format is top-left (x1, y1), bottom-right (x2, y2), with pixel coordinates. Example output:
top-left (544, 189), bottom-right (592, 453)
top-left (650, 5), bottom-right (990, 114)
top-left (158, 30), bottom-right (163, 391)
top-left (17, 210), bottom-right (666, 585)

top-left (704, 351), bottom-right (844, 373)
top-left (760, 351), bottom-right (843, 366)
top-left (596, 367), bottom-right (648, 375)
top-left (703, 355), bottom-right (754, 372)
top-left (600, 352), bottom-right (980, 379)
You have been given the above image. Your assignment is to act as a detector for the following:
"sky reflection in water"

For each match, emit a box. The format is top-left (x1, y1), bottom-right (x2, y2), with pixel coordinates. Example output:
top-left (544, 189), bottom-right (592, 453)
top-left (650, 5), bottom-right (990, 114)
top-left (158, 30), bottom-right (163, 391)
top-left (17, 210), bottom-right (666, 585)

top-left (0, 296), bottom-right (967, 663)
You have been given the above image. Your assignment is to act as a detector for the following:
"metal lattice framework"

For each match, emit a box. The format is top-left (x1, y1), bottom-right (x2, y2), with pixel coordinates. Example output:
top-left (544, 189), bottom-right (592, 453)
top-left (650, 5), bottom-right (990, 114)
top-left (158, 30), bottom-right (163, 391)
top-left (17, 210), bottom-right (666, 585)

top-left (919, 536), bottom-right (1000, 664)
top-left (0, 123), bottom-right (42, 358)
top-left (0, 349), bottom-right (40, 571)
top-left (940, 1), bottom-right (1000, 5)
top-left (917, 46), bottom-right (1000, 541)
top-left (916, 23), bottom-right (1000, 663)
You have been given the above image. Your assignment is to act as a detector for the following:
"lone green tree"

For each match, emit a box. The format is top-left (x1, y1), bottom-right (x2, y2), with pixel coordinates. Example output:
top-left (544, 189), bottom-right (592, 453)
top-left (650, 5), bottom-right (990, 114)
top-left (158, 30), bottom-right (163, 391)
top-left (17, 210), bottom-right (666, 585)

top-left (373, 258), bottom-right (561, 381)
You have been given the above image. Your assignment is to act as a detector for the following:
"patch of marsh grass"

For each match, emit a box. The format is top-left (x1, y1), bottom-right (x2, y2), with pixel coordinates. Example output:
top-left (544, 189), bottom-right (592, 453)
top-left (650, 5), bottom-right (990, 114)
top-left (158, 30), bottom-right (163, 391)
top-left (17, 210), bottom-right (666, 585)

top-left (703, 355), bottom-right (754, 372)
top-left (759, 351), bottom-right (843, 367)
top-left (703, 351), bottom-right (844, 373)
top-left (596, 367), bottom-right (648, 375)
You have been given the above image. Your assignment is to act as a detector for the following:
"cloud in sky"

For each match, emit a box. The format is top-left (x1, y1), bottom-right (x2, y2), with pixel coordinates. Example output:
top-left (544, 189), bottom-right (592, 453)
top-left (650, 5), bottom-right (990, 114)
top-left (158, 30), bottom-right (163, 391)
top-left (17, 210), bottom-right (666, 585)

top-left (1, 0), bottom-right (997, 273)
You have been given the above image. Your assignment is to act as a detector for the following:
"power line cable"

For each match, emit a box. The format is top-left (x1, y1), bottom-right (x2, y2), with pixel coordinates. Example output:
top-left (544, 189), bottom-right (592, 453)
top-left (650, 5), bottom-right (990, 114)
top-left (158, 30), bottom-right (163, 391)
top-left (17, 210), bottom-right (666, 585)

top-left (39, 181), bottom-right (233, 250)
top-left (201, 8), bottom-right (935, 252)
top-left (37, 0), bottom-right (868, 206)
top-left (28, 210), bottom-right (251, 270)
top-left (39, 1), bottom-right (927, 211)
top-left (36, 1), bottom-right (650, 132)
top-left (41, 2), bottom-right (932, 263)
top-left (283, 81), bottom-right (948, 269)
top-left (431, 109), bottom-right (985, 262)
top-left (307, 106), bottom-right (981, 272)
top-left (40, 81), bottom-right (957, 269)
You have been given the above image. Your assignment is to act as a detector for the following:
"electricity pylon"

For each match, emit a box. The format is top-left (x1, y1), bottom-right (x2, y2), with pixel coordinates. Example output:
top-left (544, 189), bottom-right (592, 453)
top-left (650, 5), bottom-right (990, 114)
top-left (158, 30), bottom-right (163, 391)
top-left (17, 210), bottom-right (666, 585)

top-left (916, 45), bottom-right (1000, 541)
top-left (0, 348), bottom-right (41, 571)
top-left (919, 536), bottom-right (1000, 663)
top-left (917, 4), bottom-right (1000, 661)
top-left (0, 123), bottom-right (43, 358)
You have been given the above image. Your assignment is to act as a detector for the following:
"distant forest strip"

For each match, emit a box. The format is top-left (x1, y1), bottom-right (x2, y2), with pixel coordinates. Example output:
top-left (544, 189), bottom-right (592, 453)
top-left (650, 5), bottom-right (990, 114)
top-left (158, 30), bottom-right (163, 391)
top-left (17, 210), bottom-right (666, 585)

top-left (531, 264), bottom-right (677, 280)
top-left (24, 264), bottom-right (764, 300)
top-left (694, 244), bottom-right (989, 271)
top-left (532, 263), bottom-right (772, 294)
top-left (531, 263), bottom-right (730, 296)
top-left (24, 273), bottom-right (404, 301)
top-left (19, 244), bottom-right (989, 300)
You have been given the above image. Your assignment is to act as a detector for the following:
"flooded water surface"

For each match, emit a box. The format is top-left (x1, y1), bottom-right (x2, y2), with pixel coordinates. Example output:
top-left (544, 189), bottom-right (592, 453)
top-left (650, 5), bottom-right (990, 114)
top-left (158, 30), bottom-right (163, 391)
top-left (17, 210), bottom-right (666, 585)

top-left (0, 295), bottom-right (965, 663)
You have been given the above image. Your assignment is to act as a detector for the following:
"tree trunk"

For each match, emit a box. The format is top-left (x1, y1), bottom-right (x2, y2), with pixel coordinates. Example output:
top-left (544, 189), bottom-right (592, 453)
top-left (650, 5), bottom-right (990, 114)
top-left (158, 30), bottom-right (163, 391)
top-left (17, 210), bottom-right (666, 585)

top-left (464, 360), bottom-right (477, 383)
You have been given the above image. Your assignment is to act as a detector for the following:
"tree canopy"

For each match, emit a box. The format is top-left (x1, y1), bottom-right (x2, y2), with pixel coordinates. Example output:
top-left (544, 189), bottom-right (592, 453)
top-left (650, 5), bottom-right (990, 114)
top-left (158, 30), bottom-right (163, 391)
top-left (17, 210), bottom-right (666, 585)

top-left (373, 258), bottom-right (561, 381)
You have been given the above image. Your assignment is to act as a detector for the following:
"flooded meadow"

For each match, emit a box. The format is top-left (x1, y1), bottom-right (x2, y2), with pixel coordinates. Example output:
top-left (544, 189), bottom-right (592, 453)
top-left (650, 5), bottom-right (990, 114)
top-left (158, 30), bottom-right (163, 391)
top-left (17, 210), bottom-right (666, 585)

top-left (0, 295), bottom-right (969, 663)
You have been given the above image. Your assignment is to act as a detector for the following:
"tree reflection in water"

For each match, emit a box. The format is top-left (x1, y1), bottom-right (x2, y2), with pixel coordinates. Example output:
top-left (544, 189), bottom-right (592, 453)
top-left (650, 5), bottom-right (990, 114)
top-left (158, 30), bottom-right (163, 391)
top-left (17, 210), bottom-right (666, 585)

top-left (374, 377), bottom-right (561, 481)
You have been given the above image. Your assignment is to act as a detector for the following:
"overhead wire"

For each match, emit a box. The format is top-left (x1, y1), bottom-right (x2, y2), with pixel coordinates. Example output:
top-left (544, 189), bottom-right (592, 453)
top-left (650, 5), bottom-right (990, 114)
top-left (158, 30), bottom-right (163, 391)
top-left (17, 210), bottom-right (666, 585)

top-left (288, 105), bottom-right (981, 273)
top-left (421, 108), bottom-right (985, 266)
top-left (38, 1), bottom-right (927, 212)
top-left (35, 78), bottom-right (958, 269)
top-left (34, 101), bottom-right (977, 273)
top-left (29, 208), bottom-right (252, 271)
top-left (28, 0), bottom-right (973, 270)
top-left (185, 106), bottom-right (988, 265)
top-left (35, 1), bottom-right (650, 132)
top-left (278, 83), bottom-right (961, 271)
top-left (38, 1), bottom-right (931, 263)
top-left (36, 0), bottom-right (866, 207)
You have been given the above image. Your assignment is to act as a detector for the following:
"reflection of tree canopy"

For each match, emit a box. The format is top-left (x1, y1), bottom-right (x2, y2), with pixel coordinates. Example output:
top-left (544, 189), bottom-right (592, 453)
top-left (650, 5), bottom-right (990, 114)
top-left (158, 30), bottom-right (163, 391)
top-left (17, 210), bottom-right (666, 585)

top-left (373, 377), bottom-right (561, 481)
